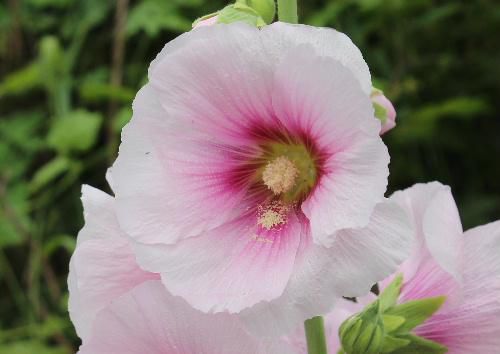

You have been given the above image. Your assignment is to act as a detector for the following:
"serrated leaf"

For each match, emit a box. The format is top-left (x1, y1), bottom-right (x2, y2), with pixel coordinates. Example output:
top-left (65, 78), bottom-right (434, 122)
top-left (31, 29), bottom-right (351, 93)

top-left (386, 296), bottom-right (446, 333)
top-left (391, 334), bottom-right (448, 354)
top-left (379, 274), bottom-right (403, 312)
top-left (47, 110), bottom-right (102, 154)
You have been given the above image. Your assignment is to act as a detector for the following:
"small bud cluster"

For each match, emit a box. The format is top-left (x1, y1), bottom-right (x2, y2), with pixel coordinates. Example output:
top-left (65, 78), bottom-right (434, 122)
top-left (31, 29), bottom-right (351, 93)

top-left (193, 0), bottom-right (276, 29)
top-left (339, 275), bottom-right (448, 354)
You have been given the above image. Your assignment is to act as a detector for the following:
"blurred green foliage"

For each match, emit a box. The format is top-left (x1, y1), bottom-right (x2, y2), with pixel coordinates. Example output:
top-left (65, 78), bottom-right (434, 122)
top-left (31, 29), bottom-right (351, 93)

top-left (0, 0), bottom-right (499, 352)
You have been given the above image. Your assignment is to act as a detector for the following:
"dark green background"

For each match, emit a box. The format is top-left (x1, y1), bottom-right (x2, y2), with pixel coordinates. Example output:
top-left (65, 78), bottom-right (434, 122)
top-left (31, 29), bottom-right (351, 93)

top-left (0, 0), bottom-right (499, 352)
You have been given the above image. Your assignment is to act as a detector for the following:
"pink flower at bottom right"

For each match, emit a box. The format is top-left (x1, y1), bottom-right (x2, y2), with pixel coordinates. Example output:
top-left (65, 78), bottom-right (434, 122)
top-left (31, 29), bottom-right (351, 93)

top-left (289, 181), bottom-right (500, 354)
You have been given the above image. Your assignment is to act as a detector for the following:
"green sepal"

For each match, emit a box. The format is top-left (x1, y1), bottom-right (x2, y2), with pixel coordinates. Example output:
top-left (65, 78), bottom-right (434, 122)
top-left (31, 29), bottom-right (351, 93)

top-left (370, 86), bottom-right (384, 97)
top-left (217, 4), bottom-right (266, 27)
top-left (247, 0), bottom-right (276, 24)
top-left (386, 296), bottom-right (447, 333)
top-left (390, 334), bottom-right (448, 354)
top-left (356, 322), bottom-right (384, 354)
top-left (382, 314), bottom-right (405, 333)
top-left (378, 274), bottom-right (403, 312)
top-left (380, 335), bottom-right (410, 353)
top-left (373, 101), bottom-right (389, 123)
top-left (339, 316), bottom-right (363, 351)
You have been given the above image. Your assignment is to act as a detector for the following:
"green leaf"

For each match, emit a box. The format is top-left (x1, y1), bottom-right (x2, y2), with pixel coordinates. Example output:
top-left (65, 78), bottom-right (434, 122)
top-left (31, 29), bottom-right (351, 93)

top-left (114, 107), bottom-right (133, 133)
top-left (79, 82), bottom-right (135, 103)
top-left (379, 274), bottom-right (403, 312)
top-left (386, 296), bottom-right (446, 333)
top-left (42, 234), bottom-right (76, 256)
top-left (391, 334), bottom-right (448, 354)
top-left (0, 340), bottom-right (66, 354)
top-left (26, 0), bottom-right (75, 9)
top-left (29, 156), bottom-right (71, 193)
top-left (0, 63), bottom-right (41, 96)
top-left (0, 213), bottom-right (24, 248)
top-left (127, 0), bottom-right (191, 36)
top-left (47, 109), bottom-right (103, 154)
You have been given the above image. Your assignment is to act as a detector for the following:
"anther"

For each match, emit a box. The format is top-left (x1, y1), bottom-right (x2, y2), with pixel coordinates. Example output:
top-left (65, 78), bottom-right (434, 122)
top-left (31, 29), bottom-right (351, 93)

top-left (262, 156), bottom-right (298, 195)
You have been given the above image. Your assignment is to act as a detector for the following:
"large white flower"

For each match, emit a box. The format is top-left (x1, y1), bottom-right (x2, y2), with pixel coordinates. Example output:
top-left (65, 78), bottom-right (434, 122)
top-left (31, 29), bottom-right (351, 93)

top-left (109, 22), bottom-right (413, 335)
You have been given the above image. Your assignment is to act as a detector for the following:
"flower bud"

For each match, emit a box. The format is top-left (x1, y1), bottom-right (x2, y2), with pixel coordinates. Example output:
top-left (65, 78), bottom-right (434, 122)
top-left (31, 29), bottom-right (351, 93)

top-left (339, 275), bottom-right (449, 354)
top-left (339, 303), bottom-right (384, 354)
top-left (371, 88), bottom-right (397, 135)
top-left (247, 0), bottom-right (276, 24)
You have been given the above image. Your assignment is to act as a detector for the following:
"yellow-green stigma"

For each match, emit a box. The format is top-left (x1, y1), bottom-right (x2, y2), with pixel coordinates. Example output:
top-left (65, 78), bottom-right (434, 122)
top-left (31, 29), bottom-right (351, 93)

top-left (260, 143), bottom-right (318, 203)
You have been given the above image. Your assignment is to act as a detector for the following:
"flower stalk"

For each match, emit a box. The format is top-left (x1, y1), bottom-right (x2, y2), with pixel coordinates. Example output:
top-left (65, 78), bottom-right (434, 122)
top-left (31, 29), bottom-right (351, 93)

top-left (277, 0), bottom-right (298, 23)
top-left (304, 316), bottom-right (328, 354)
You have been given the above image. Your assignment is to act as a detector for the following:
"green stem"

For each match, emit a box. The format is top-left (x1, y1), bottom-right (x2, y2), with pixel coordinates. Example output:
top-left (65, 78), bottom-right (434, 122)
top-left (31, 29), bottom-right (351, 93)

top-left (277, 0), bottom-right (298, 23)
top-left (304, 316), bottom-right (328, 354)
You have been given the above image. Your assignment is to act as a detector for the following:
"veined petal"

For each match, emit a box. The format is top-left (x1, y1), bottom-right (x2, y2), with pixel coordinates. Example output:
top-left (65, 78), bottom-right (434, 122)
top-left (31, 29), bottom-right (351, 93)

top-left (241, 199), bottom-right (413, 336)
top-left (271, 45), bottom-right (387, 245)
top-left (132, 209), bottom-right (305, 313)
top-left (79, 281), bottom-right (287, 354)
top-left (261, 22), bottom-right (371, 94)
top-left (68, 186), bottom-right (158, 341)
top-left (113, 84), bottom-right (253, 245)
top-left (415, 220), bottom-right (500, 354)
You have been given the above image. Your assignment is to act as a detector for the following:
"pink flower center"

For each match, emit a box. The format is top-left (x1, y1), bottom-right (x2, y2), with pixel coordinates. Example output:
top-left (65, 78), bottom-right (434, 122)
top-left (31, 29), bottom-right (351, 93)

top-left (258, 142), bottom-right (318, 204)
top-left (249, 140), bottom-right (319, 231)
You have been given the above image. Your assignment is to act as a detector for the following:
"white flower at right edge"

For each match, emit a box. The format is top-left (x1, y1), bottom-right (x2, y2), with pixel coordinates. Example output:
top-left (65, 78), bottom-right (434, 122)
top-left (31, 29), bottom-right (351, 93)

top-left (288, 182), bottom-right (500, 354)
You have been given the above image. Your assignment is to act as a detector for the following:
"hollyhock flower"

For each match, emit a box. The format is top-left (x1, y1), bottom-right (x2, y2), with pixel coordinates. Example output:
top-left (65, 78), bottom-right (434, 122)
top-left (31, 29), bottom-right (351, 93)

top-left (69, 186), bottom-right (287, 353)
top-left (289, 182), bottom-right (500, 353)
top-left (371, 89), bottom-right (396, 135)
top-left (110, 22), bottom-right (413, 335)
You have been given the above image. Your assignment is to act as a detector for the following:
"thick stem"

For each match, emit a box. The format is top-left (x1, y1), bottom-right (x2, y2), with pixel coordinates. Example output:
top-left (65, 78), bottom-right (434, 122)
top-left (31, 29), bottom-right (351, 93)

top-left (277, 0), bottom-right (298, 23)
top-left (304, 316), bottom-right (328, 354)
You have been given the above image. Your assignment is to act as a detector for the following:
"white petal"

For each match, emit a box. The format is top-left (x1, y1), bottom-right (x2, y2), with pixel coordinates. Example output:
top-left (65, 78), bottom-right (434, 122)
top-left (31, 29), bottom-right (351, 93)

top-left (79, 281), bottom-right (287, 354)
top-left (242, 199), bottom-right (413, 336)
top-left (131, 211), bottom-right (305, 313)
top-left (68, 186), bottom-right (158, 341)
top-left (261, 22), bottom-right (371, 94)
